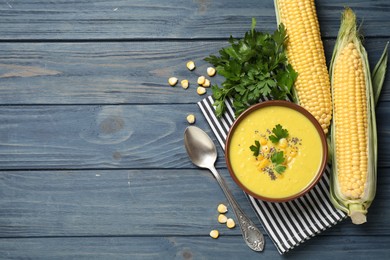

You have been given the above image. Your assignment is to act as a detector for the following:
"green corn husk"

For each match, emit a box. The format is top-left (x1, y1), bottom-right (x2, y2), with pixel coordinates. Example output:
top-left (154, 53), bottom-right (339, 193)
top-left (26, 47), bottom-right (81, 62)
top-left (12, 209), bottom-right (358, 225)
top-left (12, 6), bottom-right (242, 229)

top-left (329, 7), bottom-right (388, 224)
top-left (372, 41), bottom-right (389, 105)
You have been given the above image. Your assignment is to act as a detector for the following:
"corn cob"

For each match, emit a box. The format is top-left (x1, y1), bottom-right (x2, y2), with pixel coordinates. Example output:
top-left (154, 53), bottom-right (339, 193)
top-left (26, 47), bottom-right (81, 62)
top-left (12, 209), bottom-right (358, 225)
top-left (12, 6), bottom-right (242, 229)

top-left (329, 8), bottom-right (388, 224)
top-left (332, 41), bottom-right (368, 201)
top-left (274, 0), bottom-right (332, 134)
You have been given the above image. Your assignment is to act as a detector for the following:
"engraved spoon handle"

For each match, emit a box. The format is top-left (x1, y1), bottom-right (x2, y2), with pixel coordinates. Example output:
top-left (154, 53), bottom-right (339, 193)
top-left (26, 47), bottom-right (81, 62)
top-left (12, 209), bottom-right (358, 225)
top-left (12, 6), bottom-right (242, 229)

top-left (209, 166), bottom-right (265, 251)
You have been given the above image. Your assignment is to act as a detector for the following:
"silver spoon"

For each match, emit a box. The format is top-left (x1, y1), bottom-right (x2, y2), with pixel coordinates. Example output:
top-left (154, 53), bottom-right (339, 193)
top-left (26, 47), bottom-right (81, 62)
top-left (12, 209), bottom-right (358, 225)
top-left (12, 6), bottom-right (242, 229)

top-left (184, 126), bottom-right (265, 252)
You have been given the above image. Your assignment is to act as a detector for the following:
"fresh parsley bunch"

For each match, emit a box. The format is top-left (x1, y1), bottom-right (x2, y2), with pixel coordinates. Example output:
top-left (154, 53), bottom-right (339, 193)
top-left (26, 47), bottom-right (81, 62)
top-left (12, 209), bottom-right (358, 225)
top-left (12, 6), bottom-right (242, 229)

top-left (204, 18), bottom-right (297, 117)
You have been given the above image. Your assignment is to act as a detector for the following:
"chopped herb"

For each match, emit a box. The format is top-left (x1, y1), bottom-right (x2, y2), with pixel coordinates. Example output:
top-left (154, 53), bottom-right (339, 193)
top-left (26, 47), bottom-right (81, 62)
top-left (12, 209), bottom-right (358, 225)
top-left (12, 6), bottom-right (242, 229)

top-left (271, 151), bottom-right (286, 174)
top-left (250, 140), bottom-right (261, 157)
top-left (274, 164), bottom-right (287, 174)
top-left (269, 124), bottom-right (289, 144)
top-left (204, 18), bottom-right (297, 117)
top-left (271, 150), bottom-right (285, 164)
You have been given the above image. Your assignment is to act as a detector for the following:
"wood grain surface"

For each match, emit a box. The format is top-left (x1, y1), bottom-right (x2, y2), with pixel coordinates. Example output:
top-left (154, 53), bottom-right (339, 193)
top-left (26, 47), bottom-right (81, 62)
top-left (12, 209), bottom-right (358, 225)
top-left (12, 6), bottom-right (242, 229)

top-left (0, 104), bottom-right (388, 168)
top-left (0, 0), bottom-right (388, 40)
top-left (0, 169), bottom-right (388, 238)
top-left (0, 39), bottom-right (388, 105)
top-left (0, 0), bottom-right (389, 259)
top-left (1, 236), bottom-right (390, 259)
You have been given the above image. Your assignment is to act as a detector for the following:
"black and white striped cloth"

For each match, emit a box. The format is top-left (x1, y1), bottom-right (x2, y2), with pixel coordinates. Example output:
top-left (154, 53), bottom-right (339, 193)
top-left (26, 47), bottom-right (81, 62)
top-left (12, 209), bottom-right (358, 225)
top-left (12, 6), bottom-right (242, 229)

top-left (198, 96), bottom-right (347, 254)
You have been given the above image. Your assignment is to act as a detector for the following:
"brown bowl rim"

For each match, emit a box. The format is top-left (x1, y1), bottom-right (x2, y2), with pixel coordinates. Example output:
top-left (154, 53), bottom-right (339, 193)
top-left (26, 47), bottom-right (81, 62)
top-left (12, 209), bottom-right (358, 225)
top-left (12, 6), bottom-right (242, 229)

top-left (225, 100), bottom-right (328, 203)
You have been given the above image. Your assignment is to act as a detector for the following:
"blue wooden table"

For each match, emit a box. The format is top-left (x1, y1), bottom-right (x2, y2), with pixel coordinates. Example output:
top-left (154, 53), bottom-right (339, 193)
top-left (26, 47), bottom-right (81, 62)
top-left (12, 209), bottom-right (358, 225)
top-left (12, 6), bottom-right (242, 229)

top-left (0, 0), bottom-right (389, 259)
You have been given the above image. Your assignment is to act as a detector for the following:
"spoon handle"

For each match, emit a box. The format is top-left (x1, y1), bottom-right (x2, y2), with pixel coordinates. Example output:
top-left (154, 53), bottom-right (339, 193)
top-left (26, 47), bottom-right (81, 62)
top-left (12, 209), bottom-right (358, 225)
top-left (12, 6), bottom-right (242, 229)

top-left (209, 166), bottom-right (265, 252)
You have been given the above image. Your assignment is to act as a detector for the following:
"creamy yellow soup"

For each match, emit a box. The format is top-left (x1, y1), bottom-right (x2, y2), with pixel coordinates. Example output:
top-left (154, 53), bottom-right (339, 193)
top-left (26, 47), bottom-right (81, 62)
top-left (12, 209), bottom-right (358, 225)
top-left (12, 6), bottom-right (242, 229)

top-left (228, 105), bottom-right (323, 199)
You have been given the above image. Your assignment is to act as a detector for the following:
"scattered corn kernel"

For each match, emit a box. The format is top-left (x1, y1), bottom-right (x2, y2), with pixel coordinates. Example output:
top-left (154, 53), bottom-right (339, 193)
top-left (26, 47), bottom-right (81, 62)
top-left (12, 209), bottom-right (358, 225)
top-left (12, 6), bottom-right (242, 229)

top-left (209, 229), bottom-right (219, 239)
top-left (202, 78), bottom-right (211, 88)
top-left (197, 76), bottom-right (206, 85)
top-left (217, 203), bottom-right (228, 213)
top-left (186, 60), bottom-right (196, 71)
top-left (168, 77), bottom-right (178, 86)
top-left (226, 218), bottom-right (236, 229)
top-left (207, 67), bottom-right (216, 77)
top-left (197, 86), bottom-right (206, 95)
top-left (181, 79), bottom-right (189, 89)
top-left (186, 114), bottom-right (196, 124)
top-left (217, 214), bottom-right (227, 224)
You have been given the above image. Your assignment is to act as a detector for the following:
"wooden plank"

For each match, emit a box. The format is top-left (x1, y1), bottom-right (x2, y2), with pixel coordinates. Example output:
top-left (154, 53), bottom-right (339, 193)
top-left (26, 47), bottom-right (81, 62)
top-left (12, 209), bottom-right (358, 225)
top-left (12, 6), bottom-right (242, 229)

top-left (0, 104), bottom-right (389, 169)
top-left (0, 41), bottom-right (225, 105)
top-left (0, 169), bottom-right (233, 237)
top-left (0, 169), bottom-right (388, 238)
top-left (0, 0), bottom-right (388, 40)
top-left (0, 38), bottom-right (388, 105)
top-left (0, 104), bottom-right (218, 169)
top-left (0, 235), bottom-right (389, 259)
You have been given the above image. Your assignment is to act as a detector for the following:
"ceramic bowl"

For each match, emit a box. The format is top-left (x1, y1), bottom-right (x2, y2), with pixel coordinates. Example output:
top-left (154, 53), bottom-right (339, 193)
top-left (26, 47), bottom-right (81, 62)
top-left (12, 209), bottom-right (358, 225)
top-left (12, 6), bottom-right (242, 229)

top-left (225, 100), bottom-right (328, 202)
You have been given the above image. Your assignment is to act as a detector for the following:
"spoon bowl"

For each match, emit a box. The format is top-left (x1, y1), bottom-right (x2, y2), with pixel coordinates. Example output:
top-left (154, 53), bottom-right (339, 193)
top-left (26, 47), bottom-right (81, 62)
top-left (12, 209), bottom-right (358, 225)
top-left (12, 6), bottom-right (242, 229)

top-left (184, 126), bottom-right (217, 169)
top-left (184, 126), bottom-right (265, 252)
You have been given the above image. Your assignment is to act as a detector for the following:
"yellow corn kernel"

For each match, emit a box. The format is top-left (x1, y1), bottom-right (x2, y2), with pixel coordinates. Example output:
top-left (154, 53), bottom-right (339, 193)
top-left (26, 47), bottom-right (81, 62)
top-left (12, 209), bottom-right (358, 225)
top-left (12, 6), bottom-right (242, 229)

top-left (168, 77), bottom-right (178, 86)
top-left (217, 214), bottom-right (227, 224)
top-left (181, 79), bottom-right (189, 89)
top-left (261, 145), bottom-right (269, 153)
top-left (209, 230), bottom-right (219, 239)
top-left (207, 67), bottom-right (216, 77)
top-left (333, 41), bottom-right (368, 200)
top-left (279, 138), bottom-right (288, 148)
top-left (186, 114), bottom-right (196, 124)
top-left (197, 86), bottom-right (206, 95)
top-left (202, 78), bottom-right (211, 88)
top-left (259, 137), bottom-right (268, 146)
top-left (197, 76), bottom-right (206, 85)
top-left (276, 0), bottom-right (332, 134)
top-left (257, 159), bottom-right (269, 170)
top-left (217, 203), bottom-right (228, 214)
top-left (186, 60), bottom-right (196, 71)
top-left (226, 218), bottom-right (236, 229)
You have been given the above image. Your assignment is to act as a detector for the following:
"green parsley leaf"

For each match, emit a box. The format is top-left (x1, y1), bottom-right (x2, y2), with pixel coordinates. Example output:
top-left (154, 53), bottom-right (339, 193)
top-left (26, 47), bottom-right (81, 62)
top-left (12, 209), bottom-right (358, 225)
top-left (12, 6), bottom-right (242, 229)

top-left (251, 17), bottom-right (256, 32)
top-left (204, 18), bottom-right (297, 118)
top-left (271, 150), bottom-right (285, 165)
top-left (269, 124), bottom-right (289, 144)
top-left (250, 140), bottom-right (261, 157)
top-left (274, 164), bottom-right (287, 174)
top-left (271, 151), bottom-right (286, 174)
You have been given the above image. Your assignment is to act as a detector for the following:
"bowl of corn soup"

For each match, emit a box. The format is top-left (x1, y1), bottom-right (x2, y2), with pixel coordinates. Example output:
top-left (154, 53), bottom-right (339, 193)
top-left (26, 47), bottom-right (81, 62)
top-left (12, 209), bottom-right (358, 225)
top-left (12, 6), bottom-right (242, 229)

top-left (225, 100), bottom-right (328, 202)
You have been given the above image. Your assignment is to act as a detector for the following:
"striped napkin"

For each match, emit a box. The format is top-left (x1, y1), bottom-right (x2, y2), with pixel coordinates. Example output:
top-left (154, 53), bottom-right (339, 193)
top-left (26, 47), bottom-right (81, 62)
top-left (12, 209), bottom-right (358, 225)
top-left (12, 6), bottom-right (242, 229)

top-left (198, 96), bottom-right (347, 254)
